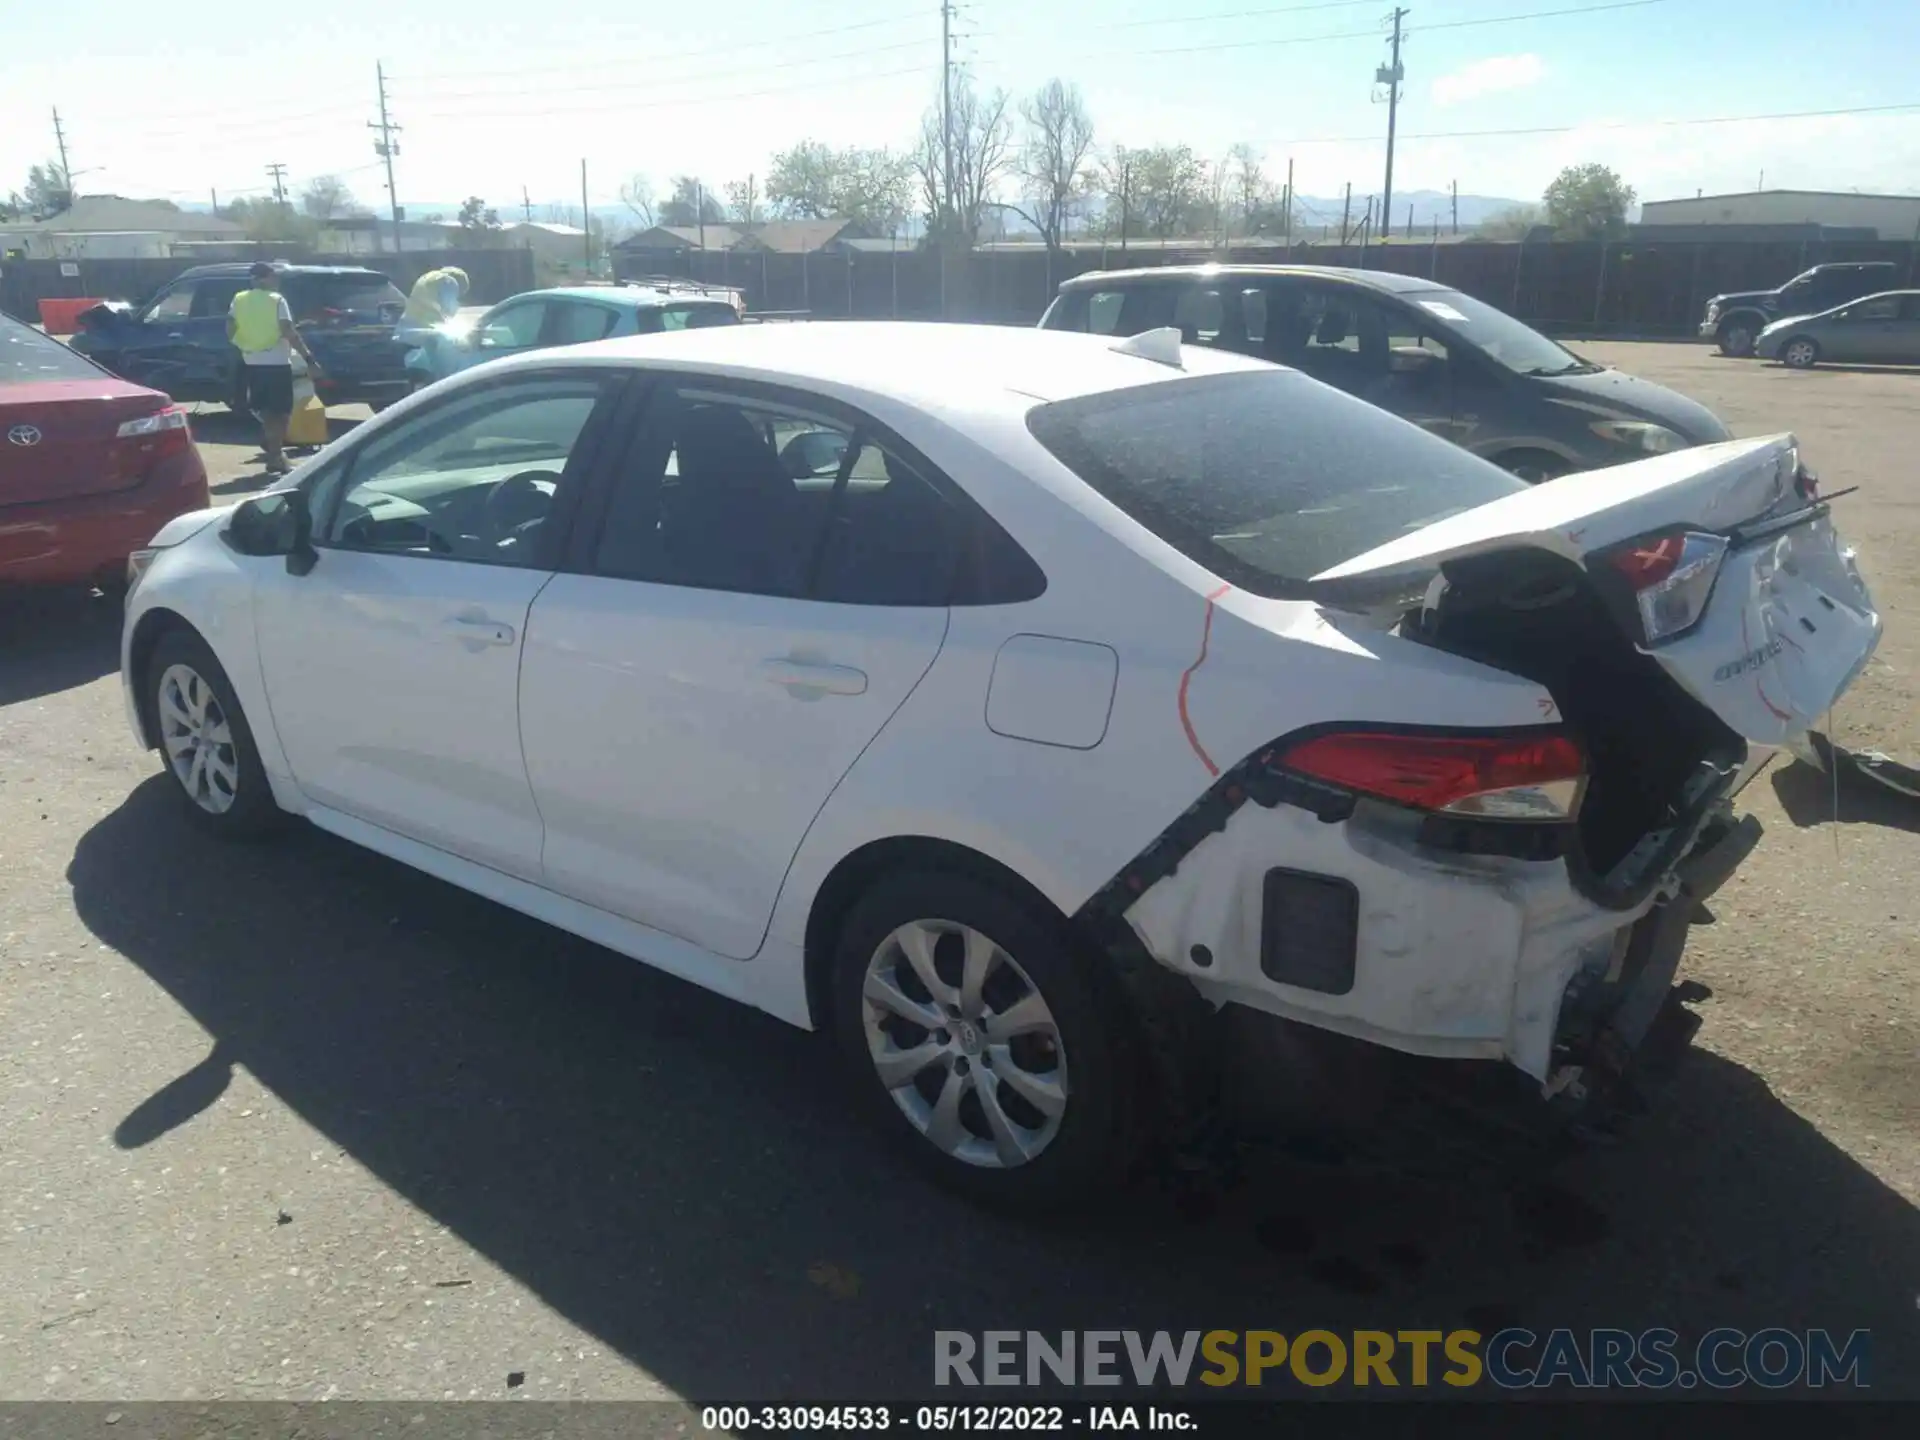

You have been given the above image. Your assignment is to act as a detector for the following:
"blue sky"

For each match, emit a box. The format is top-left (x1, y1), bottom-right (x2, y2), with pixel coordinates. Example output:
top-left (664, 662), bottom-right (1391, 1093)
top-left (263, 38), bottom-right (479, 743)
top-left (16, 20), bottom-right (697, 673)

top-left (4, 0), bottom-right (1916, 221)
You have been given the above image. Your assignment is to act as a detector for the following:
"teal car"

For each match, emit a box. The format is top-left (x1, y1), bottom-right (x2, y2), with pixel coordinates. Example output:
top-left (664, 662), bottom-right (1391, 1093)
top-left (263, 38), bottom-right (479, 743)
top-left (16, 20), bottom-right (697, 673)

top-left (403, 283), bottom-right (742, 388)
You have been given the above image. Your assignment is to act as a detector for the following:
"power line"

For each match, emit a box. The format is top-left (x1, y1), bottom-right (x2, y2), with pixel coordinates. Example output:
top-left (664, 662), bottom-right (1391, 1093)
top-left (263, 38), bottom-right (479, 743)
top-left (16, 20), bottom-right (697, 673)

top-left (1116, 0), bottom-right (1664, 58)
top-left (1102, 0), bottom-right (1384, 28)
top-left (1280, 98), bottom-right (1920, 148)
top-left (400, 36), bottom-right (935, 104)
top-left (392, 10), bottom-right (929, 86)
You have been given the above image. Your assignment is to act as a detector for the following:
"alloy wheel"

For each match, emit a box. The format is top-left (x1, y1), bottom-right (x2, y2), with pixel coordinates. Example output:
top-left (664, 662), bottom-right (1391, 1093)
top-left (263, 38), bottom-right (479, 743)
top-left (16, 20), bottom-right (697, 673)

top-left (860, 919), bottom-right (1070, 1169)
top-left (1784, 339), bottom-right (1818, 368)
top-left (158, 662), bottom-right (240, 815)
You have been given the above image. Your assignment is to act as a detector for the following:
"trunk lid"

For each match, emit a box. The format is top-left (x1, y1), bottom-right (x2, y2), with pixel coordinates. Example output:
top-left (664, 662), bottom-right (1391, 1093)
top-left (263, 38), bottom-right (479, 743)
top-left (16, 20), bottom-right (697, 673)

top-left (1310, 436), bottom-right (1881, 746)
top-left (1, 378), bottom-right (176, 508)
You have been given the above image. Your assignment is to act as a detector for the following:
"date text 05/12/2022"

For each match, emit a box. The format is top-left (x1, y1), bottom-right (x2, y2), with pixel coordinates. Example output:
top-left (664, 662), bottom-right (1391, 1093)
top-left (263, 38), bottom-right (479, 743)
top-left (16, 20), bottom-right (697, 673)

top-left (701, 1406), bottom-right (1197, 1432)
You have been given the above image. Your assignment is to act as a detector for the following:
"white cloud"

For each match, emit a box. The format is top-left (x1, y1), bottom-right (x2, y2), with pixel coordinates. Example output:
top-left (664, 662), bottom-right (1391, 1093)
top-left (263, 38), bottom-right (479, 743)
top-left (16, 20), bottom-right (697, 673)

top-left (1432, 54), bottom-right (1547, 107)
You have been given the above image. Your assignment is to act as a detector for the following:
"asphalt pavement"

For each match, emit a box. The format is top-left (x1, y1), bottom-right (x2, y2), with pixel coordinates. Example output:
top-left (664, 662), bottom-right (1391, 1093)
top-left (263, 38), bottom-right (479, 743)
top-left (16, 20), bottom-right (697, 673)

top-left (1, 345), bottom-right (1916, 1402)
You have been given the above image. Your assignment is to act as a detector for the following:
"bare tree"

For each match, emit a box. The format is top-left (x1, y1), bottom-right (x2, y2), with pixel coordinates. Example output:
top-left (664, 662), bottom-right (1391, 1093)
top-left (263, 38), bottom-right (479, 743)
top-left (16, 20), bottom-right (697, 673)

top-left (300, 174), bottom-right (359, 220)
top-left (1004, 79), bottom-right (1095, 251)
top-left (725, 174), bottom-right (763, 227)
top-left (618, 175), bottom-right (656, 228)
top-left (914, 73), bottom-right (1012, 247)
top-left (1097, 147), bottom-right (1136, 246)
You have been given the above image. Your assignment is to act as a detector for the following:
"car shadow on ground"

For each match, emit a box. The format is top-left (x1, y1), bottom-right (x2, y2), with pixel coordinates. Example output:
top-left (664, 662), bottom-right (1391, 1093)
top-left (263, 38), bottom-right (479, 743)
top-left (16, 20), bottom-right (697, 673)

top-left (67, 782), bottom-right (1920, 1401)
top-left (0, 588), bottom-right (122, 705)
top-left (1771, 757), bottom-right (1920, 835)
top-left (1759, 363), bottom-right (1920, 377)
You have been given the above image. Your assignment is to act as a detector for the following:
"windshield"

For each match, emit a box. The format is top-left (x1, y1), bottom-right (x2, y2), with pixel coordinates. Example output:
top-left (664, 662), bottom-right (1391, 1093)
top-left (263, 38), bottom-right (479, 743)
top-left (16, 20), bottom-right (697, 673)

top-left (0, 316), bottom-right (104, 382)
top-left (1411, 289), bottom-right (1594, 376)
top-left (1027, 370), bottom-right (1527, 598)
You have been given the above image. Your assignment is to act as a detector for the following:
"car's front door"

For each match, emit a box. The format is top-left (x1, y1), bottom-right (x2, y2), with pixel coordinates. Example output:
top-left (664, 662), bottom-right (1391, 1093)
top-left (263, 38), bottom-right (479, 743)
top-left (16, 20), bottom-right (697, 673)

top-left (519, 379), bottom-right (957, 959)
top-left (252, 369), bottom-right (624, 878)
top-left (1262, 281), bottom-right (1455, 437)
top-left (115, 280), bottom-right (231, 397)
top-left (468, 299), bottom-right (549, 365)
top-left (1838, 294), bottom-right (1905, 362)
top-left (542, 299), bottom-right (621, 346)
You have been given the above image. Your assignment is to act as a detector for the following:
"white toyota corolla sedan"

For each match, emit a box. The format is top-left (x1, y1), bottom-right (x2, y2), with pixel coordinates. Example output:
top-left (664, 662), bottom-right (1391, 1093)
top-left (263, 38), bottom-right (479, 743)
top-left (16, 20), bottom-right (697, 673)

top-left (120, 322), bottom-right (1879, 1210)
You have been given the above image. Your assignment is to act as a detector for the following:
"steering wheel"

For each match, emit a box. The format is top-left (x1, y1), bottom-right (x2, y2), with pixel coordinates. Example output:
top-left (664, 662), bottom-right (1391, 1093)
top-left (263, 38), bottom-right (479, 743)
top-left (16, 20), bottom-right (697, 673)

top-left (482, 469), bottom-right (559, 538)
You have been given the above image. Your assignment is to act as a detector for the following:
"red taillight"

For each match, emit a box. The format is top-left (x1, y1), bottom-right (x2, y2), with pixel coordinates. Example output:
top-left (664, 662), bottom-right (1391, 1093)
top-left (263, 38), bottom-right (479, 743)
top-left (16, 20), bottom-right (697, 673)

top-left (1279, 729), bottom-right (1586, 819)
top-left (1605, 534), bottom-right (1685, 588)
top-left (110, 404), bottom-right (193, 480)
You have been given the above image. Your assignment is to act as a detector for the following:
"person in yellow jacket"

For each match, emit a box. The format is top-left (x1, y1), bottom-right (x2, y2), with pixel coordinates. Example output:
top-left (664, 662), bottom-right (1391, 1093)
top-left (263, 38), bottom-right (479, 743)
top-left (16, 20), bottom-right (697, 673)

top-left (227, 263), bottom-right (323, 475)
top-left (396, 266), bottom-right (469, 345)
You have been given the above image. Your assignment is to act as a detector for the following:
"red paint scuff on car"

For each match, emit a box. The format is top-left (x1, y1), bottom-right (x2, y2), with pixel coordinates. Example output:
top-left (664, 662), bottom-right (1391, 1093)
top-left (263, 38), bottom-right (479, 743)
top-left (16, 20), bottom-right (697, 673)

top-left (1178, 584), bottom-right (1233, 776)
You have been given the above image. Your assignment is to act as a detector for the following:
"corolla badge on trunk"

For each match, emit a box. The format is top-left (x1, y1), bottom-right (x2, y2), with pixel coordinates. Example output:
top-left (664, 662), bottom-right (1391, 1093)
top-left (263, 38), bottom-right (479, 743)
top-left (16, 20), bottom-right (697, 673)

top-left (6, 424), bottom-right (42, 446)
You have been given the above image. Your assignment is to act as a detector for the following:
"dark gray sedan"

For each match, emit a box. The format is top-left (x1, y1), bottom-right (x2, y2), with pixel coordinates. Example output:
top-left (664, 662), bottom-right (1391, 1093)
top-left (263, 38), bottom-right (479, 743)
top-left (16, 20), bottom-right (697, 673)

top-left (1756, 290), bottom-right (1920, 368)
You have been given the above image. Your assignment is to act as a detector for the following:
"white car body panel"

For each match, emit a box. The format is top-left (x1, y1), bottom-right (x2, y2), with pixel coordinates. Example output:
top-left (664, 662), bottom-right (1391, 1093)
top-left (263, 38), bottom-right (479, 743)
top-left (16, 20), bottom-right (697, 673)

top-left (1315, 435), bottom-right (1882, 746)
top-left (118, 323), bottom-right (1881, 1095)
top-left (252, 549), bottom-right (554, 880)
top-left (520, 576), bottom-right (947, 959)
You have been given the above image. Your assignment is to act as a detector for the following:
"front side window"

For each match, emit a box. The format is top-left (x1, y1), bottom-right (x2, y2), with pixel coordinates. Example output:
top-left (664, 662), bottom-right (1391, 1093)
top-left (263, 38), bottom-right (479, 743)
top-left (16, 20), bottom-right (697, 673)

top-left (1850, 296), bottom-right (1899, 321)
top-left (592, 385), bottom-right (962, 605)
top-left (144, 285), bottom-right (194, 323)
top-left (315, 375), bottom-right (607, 567)
top-left (1027, 370), bottom-right (1526, 598)
top-left (479, 302), bottom-right (546, 350)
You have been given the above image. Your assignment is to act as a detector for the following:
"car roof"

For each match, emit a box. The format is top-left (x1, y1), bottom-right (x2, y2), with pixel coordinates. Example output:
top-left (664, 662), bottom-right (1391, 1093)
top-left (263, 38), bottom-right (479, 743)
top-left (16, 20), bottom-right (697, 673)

top-left (503, 285), bottom-right (737, 310)
top-left (175, 263), bottom-right (391, 280)
top-left (492, 320), bottom-right (1270, 412)
top-left (1056, 264), bottom-right (1449, 295)
top-left (1808, 261), bottom-right (1897, 270)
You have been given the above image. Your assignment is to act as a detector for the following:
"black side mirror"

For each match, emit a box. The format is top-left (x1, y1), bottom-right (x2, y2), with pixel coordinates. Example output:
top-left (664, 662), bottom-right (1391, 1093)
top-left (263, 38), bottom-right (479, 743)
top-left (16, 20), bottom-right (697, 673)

top-left (227, 489), bottom-right (317, 574)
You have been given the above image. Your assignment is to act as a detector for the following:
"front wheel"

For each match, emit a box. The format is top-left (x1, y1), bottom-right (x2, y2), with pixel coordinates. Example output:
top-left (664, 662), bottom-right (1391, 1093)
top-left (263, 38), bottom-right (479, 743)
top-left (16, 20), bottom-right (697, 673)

top-left (830, 871), bottom-right (1139, 1213)
top-left (1717, 319), bottom-right (1758, 357)
top-left (147, 629), bottom-right (286, 839)
top-left (1781, 337), bottom-right (1820, 369)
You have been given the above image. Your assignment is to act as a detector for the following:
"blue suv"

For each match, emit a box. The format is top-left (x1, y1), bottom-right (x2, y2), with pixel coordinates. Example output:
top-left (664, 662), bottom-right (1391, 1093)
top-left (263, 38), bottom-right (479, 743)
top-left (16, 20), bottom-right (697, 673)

top-left (70, 263), bottom-right (410, 410)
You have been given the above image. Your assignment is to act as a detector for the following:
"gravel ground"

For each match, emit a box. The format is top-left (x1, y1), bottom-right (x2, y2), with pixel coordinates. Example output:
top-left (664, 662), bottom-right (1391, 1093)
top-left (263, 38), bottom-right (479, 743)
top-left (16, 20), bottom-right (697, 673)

top-left (0, 344), bottom-right (1915, 1402)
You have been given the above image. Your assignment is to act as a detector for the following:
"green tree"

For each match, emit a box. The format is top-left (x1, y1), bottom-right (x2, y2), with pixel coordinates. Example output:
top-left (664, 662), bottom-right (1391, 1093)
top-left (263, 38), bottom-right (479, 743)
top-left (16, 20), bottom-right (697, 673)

top-left (767, 143), bottom-right (913, 230)
top-left (16, 161), bottom-right (71, 216)
top-left (659, 176), bottom-right (725, 227)
top-left (457, 195), bottom-right (501, 231)
top-left (1542, 164), bottom-right (1634, 238)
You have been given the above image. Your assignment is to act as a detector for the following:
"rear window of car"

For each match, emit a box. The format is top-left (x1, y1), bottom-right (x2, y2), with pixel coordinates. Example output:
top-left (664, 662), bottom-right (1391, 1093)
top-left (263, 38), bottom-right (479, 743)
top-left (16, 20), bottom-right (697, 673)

top-left (0, 317), bottom-right (103, 382)
top-left (283, 273), bottom-right (407, 322)
top-left (660, 303), bottom-right (739, 331)
top-left (1026, 370), bottom-right (1527, 598)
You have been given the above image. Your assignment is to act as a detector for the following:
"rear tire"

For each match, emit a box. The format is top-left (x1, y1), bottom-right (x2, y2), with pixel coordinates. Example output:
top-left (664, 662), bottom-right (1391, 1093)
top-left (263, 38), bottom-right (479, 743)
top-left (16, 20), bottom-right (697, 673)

top-left (829, 870), bottom-right (1139, 1213)
top-left (1781, 337), bottom-right (1820, 369)
top-left (1716, 318), bottom-right (1758, 357)
top-left (146, 629), bottom-right (286, 840)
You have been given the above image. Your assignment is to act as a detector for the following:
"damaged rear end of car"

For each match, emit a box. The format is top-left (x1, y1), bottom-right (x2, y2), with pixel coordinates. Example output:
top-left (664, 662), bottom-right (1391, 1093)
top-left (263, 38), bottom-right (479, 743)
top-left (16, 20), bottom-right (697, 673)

top-left (1038, 373), bottom-right (1880, 1158)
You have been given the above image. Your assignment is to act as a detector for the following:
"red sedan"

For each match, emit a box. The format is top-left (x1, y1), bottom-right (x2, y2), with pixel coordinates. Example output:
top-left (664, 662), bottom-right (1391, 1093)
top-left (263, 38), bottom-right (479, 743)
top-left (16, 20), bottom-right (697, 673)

top-left (2, 313), bottom-right (210, 590)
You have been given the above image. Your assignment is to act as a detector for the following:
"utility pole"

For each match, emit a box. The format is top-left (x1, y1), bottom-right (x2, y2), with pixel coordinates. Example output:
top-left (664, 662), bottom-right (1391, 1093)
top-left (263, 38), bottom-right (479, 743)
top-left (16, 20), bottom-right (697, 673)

top-left (1378, 7), bottom-right (1408, 242)
top-left (51, 107), bottom-right (72, 197)
top-left (581, 160), bottom-right (592, 275)
top-left (522, 185), bottom-right (532, 224)
top-left (940, 0), bottom-right (956, 241)
top-left (369, 62), bottom-right (403, 253)
top-left (266, 163), bottom-right (288, 208)
top-left (210, 188), bottom-right (219, 215)
top-left (1283, 155), bottom-right (1295, 259)
top-left (1340, 181), bottom-right (1353, 247)
top-left (1450, 177), bottom-right (1458, 235)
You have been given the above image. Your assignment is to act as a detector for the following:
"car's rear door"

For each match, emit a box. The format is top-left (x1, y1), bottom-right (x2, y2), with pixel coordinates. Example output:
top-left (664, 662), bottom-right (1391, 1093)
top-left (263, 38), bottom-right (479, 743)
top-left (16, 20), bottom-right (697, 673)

top-left (541, 299), bottom-right (622, 346)
top-left (518, 376), bottom-right (956, 959)
top-left (1311, 436), bottom-right (1880, 747)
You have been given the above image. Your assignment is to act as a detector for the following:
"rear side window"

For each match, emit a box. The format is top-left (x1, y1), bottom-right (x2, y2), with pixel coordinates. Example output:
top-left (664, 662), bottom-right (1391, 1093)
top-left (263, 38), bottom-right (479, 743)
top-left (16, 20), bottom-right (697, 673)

top-left (1045, 286), bottom-right (1181, 337)
top-left (0, 317), bottom-right (102, 382)
top-left (661, 303), bottom-right (739, 331)
top-left (1026, 370), bottom-right (1526, 598)
top-left (284, 274), bottom-right (407, 322)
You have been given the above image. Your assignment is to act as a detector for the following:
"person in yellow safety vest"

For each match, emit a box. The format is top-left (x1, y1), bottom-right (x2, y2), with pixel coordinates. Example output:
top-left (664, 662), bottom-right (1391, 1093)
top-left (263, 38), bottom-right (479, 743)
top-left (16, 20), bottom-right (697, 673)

top-left (396, 267), bottom-right (469, 346)
top-left (227, 262), bottom-right (324, 475)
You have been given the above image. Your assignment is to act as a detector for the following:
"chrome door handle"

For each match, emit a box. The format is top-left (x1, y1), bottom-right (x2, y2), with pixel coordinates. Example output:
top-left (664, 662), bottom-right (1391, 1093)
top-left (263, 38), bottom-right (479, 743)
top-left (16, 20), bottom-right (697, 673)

top-left (443, 615), bottom-right (516, 647)
top-left (759, 658), bottom-right (868, 698)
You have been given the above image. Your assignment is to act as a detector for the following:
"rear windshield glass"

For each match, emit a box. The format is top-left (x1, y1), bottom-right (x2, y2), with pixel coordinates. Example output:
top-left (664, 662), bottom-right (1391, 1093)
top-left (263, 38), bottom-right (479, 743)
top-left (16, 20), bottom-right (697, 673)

top-left (0, 317), bottom-right (102, 382)
top-left (1026, 370), bottom-right (1526, 598)
top-left (660, 303), bottom-right (740, 330)
top-left (284, 274), bottom-right (407, 321)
